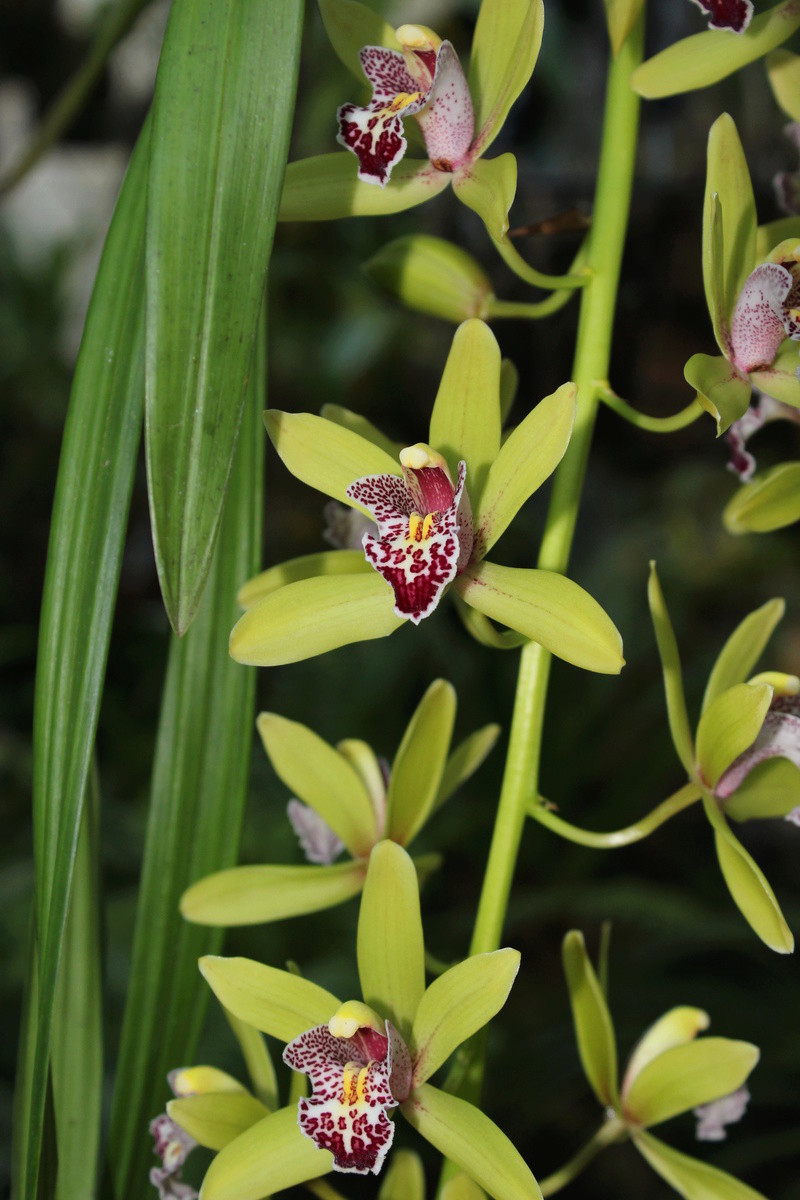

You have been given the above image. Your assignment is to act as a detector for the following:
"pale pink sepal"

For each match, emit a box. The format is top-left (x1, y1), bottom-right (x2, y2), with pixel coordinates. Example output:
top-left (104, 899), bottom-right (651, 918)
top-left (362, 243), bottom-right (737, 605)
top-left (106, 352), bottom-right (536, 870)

top-left (729, 264), bottom-right (797, 374)
top-left (287, 798), bottom-right (345, 865)
top-left (415, 42), bottom-right (475, 170)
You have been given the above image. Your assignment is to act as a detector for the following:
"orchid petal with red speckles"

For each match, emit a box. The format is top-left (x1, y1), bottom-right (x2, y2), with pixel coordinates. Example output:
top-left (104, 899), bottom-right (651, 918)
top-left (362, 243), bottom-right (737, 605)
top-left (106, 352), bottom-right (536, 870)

top-left (415, 42), bottom-right (475, 169)
top-left (729, 263), bottom-right (797, 373)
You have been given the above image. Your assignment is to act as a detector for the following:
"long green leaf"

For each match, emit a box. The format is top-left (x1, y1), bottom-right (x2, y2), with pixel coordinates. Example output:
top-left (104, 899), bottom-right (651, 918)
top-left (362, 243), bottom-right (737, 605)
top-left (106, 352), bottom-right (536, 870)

top-left (18, 126), bottom-right (148, 1200)
top-left (108, 324), bottom-right (265, 1199)
top-left (145, 0), bottom-right (302, 633)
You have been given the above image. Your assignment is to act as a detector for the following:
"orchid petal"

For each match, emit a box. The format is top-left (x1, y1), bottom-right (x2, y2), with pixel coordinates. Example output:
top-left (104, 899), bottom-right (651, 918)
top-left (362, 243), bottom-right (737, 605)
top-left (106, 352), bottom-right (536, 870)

top-left (716, 703), bottom-right (800, 803)
top-left (724, 755), bottom-right (800, 821)
top-left (729, 263), bottom-right (794, 374)
top-left (357, 841), bottom-right (425, 1039)
top-left (632, 0), bottom-right (800, 99)
top-left (473, 383), bottom-right (576, 557)
top-left (704, 193), bottom-right (729, 352)
top-left (695, 683), bottom-right (773, 788)
top-left (379, 1149), bottom-right (426, 1200)
top-left (647, 562), bottom-right (695, 773)
top-left (337, 740), bottom-right (387, 830)
top-left (456, 561), bottom-right (624, 674)
top-left (562, 930), bottom-right (619, 1107)
top-left (701, 794), bottom-right (794, 953)
top-left (237, 550), bottom-right (370, 610)
top-left (199, 956), bottom-right (340, 1042)
top-left (411, 949), bottom-right (520, 1085)
top-left (623, 1008), bottom-right (711, 1097)
top-left (230, 571), bottom-right (404, 667)
top-left (320, 404), bottom-right (401, 459)
top-left (279, 153), bottom-right (450, 221)
top-left (429, 319), bottom-right (502, 499)
top-left (757, 215), bottom-right (800, 259)
top-left (318, 0), bottom-right (401, 81)
top-left (453, 154), bottom-right (518, 241)
top-left (387, 679), bottom-right (456, 846)
top-left (684, 352), bottom-right (751, 435)
top-left (500, 358), bottom-right (519, 424)
top-left (633, 1129), bottom-right (768, 1200)
top-left (623, 1038), bottom-right (759, 1129)
top-left (167, 1093), bottom-right (268, 1151)
top-left (181, 861), bottom-right (367, 927)
top-left (256, 712), bottom-right (378, 855)
top-left (703, 598), bottom-right (785, 712)
top-left (401, 1083), bottom-right (542, 1200)
top-left (337, 97), bottom-right (413, 188)
top-left (603, 0), bottom-right (646, 55)
top-left (265, 410), bottom-right (397, 508)
top-left (469, 0), bottom-right (544, 155)
top-left (454, 595), bottom-right (528, 649)
top-left (724, 462), bottom-right (800, 532)
top-left (435, 723), bottom-right (501, 810)
top-left (442, 1176), bottom-right (490, 1200)
top-left (364, 234), bottom-right (493, 323)
top-left (690, 0), bottom-right (753, 33)
top-left (198, 1106), bottom-right (332, 1200)
top-left (749, 337), bottom-right (800, 405)
top-left (416, 42), bottom-right (475, 168)
top-left (767, 49), bottom-right (800, 121)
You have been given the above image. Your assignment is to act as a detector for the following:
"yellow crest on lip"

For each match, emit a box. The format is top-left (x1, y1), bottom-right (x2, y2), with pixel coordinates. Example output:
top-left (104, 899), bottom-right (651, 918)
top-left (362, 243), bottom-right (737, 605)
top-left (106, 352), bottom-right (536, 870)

top-left (399, 443), bottom-right (449, 473)
top-left (329, 999), bottom-right (384, 1039)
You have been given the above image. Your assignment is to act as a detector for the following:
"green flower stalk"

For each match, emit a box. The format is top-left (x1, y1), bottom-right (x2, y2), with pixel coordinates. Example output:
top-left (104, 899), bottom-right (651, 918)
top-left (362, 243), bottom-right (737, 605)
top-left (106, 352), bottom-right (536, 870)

top-left (551, 931), bottom-right (764, 1200)
top-left (180, 681), bottom-right (498, 926)
top-left (229, 320), bottom-right (623, 675)
top-left (194, 842), bottom-right (540, 1199)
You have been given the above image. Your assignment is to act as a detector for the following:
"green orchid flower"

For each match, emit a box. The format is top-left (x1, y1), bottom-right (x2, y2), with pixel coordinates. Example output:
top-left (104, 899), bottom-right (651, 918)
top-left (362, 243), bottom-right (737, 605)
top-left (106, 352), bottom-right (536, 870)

top-left (561, 930), bottom-right (765, 1200)
top-left (194, 841), bottom-right (540, 1199)
top-left (277, 0), bottom-right (542, 243)
top-left (180, 680), bottom-right (498, 927)
top-left (229, 319), bottom-right (624, 675)
top-left (683, 114), bottom-right (800, 435)
top-left (649, 563), bottom-right (798, 953)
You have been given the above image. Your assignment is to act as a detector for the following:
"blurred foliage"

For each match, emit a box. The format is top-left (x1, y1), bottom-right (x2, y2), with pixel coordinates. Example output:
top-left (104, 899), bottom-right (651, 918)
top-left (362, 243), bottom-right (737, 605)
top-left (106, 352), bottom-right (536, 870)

top-left (1, 0), bottom-right (800, 1197)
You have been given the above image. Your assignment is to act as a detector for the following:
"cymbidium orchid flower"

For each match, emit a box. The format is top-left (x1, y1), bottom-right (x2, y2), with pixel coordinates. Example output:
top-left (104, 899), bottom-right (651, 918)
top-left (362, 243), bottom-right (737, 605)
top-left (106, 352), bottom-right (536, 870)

top-left (276, 0), bottom-right (544, 242)
top-left (194, 842), bottom-right (540, 1199)
top-left (180, 681), bottom-right (498, 928)
top-left (722, 391), bottom-right (800, 532)
top-left (229, 320), bottom-right (623, 675)
top-left (561, 930), bottom-right (763, 1200)
top-left (648, 564), bottom-right (799, 953)
top-left (684, 117), bottom-right (800, 434)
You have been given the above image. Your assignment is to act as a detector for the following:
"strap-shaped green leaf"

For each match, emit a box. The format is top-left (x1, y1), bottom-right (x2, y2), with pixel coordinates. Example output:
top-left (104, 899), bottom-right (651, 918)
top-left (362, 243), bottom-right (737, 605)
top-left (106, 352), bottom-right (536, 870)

top-left (145, 0), bottom-right (302, 633)
top-left (318, 0), bottom-right (400, 80)
top-left (684, 352), bottom-right (752, 435)
top-left (767, 49), bottom-right (800, 120)
top-left (632, 0), bottom-right (800, 99)
top-left (633, 1129), bottom-right (769, 1199)
top-left (20, 125), bottom-right (147, 1200)
top-left (456, 561), bottom-right (624, 674)
top-left (724, 462), bottom-right (800, 533)
top-left (469, 0), bottom-right (544, 154)
top-left (181, 861), bottom-right (367, 927)
top-left (453, 154), bottom-right (518, 240)
top-left (703, 599), bottom-right (784, 713)
top-left (238, 550), bottom-right (371, 610)
top-left (473, 384), bottom-right (576, 557)
top-left (401, 1083), bottom-right (542, 1200)
top-left (265, 410), bottom-right (398, 508)
top-left (279, 153), bottom-right (450, 221)
top-left (624, 1037), bottom-right (759, 1128)
top-left (695, 683), bottom-right (772, 788)
top-left (623, 1007), bottom-right (709, 1097)
top-left (703, 116), bottom-right (757, 336)
top-left (702, 794), bottom-right (794, 953)
top-left (562, 931), bottom-right (619, 1107)
top-left (230, 571), bottom-right (404, 667)
top-left (379, 1149), bottom-right (427, 1200)
top-left (429, 320), bottom-right (502, 498)
top-left (387, 680), bottom-right (457, 846)
top-left (357, 841), bottom-right (425, 1038)
top-left (200, 957), bottom-right (340, 1041)
top-left (647, 563), bottom-right (695, 774)
top-left (435, 723), bottom-right (501, 810)
top-left (411, 949), bottom-right (520, 1084)
top-left (200, 1106), bottom-right (333, 1200)
top-left (257, 713), bottom-right (377, 855)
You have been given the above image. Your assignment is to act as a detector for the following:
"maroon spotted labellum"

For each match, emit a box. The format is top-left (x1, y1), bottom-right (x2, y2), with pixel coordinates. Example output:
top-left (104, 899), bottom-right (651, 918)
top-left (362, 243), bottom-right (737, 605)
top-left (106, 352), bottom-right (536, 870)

top-left (689, 0), bottom-right (753, 32)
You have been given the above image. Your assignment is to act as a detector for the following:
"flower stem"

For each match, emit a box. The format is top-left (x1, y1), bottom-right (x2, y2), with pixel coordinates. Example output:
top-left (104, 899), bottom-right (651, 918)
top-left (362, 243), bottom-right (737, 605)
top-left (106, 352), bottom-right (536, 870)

top-left (469, 16), bottom-right (645, 959)
top-left (484, 291), bottom-right (577, 320)
top-left (528, 781), bottom-right (703, 849)
top-left (539, 1118), bottom-right (628, 1196)
top-left (595, 382), bottom-right (705, 432)
top-left (492, 234), bottom-right (591, 290)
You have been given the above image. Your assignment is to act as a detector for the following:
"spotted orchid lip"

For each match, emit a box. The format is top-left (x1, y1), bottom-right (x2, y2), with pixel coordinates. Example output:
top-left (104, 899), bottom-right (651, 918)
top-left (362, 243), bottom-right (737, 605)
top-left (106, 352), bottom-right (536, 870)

top-left (728, 262), bottom-right (800, 375)
top-left (688, 0), bottom-right (753, 33)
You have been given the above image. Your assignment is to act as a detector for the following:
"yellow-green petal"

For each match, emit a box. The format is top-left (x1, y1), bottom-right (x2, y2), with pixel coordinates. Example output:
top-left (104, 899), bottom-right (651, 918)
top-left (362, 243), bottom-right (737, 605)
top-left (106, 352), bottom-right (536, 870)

top-left (724, 462), bottom-right (800, 533)
top-left (702, 795), bottom-right (794, 953)
top-left (387, 680), bottom-right (457, 847)
top-left (603, 0), bottom-right (645, 56)
top-left (562, 930), bottom-right (619, 1107)
top-left (623, 1007), bottom-right (710, 1096)
top-left (703, 116), bottom-right (757, 334)
top-left (401, 1083), bottom-right (542, 1200)
top-left (695, 683), bottom-right (772, 788)
top-left (757, 216), bottom-right (800, 259)
top-left (435, 723), bottom-right (502, 810)
top-left (237, 550), bottom-right (371, 610)
top-left (199, 956), bottom-right (340, 1041)
top-left (623, 1038), bottom-right (759, 1129)
top-left (500, 358), bottom-right (519, 424)
top-left (703, 598), bottom-right (784, 713)
top-left (724, 756), bottom-right (800, 821)
top-left (704, 193), bottom-right (728, 352)
top-left (632, 0), bottom-right (800, 99)
top-left (199, 1106), bottom-right (332, 1200)
top-left (225, 1012), bottom-right (278, 1110)
top-left (170, 1067), bottom-right (246, 1097)
top-left (320, 403), bottom-right (402, 459)
top-left (429, 320), bottom-right (502, 498)
top-left (379, 1149), bottom-right (426, 1200)
top-left (442, 1176), bottom-right (489, 1200)
top-left (279, 154), bottom-right (450, 222)
top-left (364, 236), bottom-right (493, 324)
top-left (749, 348), bottom-right (800, 408)
top-left (767, 48), bottom-right (800, 120)
top-left (318, 0), bottom-right (400, 81)
top-left (180, 861), bottom-right (367, 927)
top-left (264, 409), bottom-right (398, 508)
top-left (168, 1091), bottom-right (268, 1151)
top-left (257, 713), bottom-right (377, 855)
top-left (357, 841), bottom-right (425, 1039)
top-left (472, 383), bottom-right (576, 557)
top-left (684, 353), bottom-right (751, 435)
top-left (633, 1129), bottom-right (769, 1200)
top-left (454, 593), bottom-right (528, 649)
top-left (229, 573), bottom-right (404, 667)
top-left (411, 949), bottom-right (520, 1085)
top-left (647, 562), bottom-right (695, 774)
top-left (453, 154), bottom-right (518, 241)
top-left (469, 0), bottom-right (544, 154)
